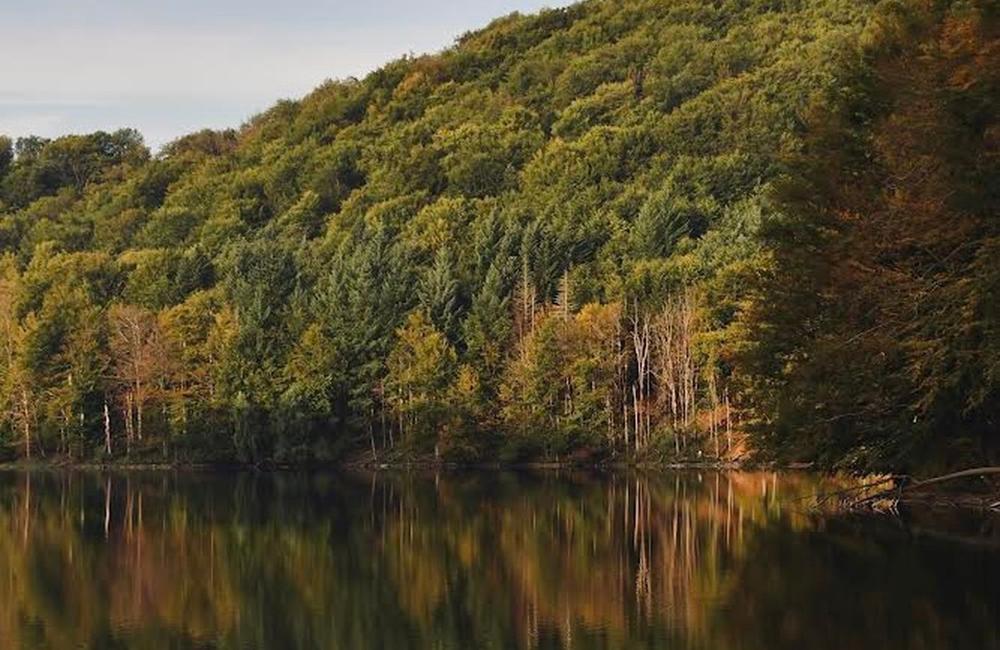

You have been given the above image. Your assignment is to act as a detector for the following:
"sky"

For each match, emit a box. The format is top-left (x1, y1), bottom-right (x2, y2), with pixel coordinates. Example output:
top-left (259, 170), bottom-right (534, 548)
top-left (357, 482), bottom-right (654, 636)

top-left (0, 0), bottom-right (566, 151)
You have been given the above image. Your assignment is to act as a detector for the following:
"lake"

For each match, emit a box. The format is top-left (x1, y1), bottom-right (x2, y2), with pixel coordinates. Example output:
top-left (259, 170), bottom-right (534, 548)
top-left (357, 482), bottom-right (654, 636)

top-left (0, 470), bottom-right (996, 649)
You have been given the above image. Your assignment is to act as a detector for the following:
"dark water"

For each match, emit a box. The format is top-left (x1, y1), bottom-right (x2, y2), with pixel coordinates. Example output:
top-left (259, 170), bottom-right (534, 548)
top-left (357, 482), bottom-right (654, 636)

top-left (0, 471), bottom-right (997, 650)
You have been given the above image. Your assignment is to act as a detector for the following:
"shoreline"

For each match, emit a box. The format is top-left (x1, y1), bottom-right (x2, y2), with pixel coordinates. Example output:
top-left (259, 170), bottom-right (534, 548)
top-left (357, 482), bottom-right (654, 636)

top-left (0, 458), bottom-right (758, 473)
top-left (3, 460), bottom-right (994, 514)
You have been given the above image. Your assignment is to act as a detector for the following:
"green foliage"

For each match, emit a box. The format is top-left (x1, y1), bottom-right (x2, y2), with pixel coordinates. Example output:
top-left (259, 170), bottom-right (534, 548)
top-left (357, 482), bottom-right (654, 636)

top-left (7, 0), bottom-right (986, 473)
top-left (419, 247), bottom-right (463, 343)
top-left (1, 130), bottom-right (148, 209)
top-left (501, 304), bottom-right (621, 459)
top-left (741, 0), bottom-right (1000, 472)
top-left (387, 311), bottom-right (457, 451)
top-left (0, 136), bottom-right (13, 183)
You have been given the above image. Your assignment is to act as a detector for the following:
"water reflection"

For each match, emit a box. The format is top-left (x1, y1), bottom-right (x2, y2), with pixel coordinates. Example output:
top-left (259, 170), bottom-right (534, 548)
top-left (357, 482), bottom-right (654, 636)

top-left (0, 471), bottom-right (996, 649)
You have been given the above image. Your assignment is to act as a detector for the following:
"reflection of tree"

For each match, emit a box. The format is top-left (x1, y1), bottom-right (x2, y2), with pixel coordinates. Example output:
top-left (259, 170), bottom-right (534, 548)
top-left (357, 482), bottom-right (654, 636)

top-left (377, 471), bottom-right (842, 648)
top-left (717, 518), bottom-right (1000, 650)
top-left (0, 472), bottom-right (995, 649)
top-left (0, 473), bottom-right (419, 649)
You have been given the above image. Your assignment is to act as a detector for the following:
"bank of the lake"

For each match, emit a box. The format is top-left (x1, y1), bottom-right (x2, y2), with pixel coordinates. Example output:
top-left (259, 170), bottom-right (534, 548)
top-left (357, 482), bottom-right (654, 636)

top-left (3, 456), bottom-right (998, 514)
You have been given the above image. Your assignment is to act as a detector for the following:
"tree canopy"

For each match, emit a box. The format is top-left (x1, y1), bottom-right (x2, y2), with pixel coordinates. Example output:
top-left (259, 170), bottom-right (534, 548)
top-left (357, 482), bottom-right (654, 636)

top-left (0, 0), bottom-right (995, 472)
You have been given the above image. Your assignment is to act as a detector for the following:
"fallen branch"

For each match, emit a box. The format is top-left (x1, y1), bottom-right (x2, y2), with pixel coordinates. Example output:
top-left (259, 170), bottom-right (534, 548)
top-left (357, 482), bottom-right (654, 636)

top-left (797, 476), bottom-right (897, 506)
top-left (904, 467), bottom-right (1000, 491)
top-left (847, 466), bottom-right (1000, 511)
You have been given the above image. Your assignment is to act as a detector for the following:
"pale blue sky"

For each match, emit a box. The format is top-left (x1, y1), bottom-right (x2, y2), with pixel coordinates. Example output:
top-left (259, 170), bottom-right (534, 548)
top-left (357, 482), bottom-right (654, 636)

top-left (0, 0), bottom-right (567, 151)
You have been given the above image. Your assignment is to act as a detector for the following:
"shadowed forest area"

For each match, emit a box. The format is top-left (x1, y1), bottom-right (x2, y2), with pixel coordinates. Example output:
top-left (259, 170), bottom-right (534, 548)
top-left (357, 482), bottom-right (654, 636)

top-left (0, 0), bottom-right (997, 474)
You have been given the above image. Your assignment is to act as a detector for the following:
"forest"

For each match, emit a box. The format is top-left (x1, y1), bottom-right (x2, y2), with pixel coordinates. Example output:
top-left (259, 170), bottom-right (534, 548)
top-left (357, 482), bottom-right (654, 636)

top-left (0, 0), bottom-right (996, 473)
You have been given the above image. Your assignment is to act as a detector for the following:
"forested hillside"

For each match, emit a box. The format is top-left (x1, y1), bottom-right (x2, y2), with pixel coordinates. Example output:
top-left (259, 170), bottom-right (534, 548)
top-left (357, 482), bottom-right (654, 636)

top-left (0, 0), bottom-right (995, 471)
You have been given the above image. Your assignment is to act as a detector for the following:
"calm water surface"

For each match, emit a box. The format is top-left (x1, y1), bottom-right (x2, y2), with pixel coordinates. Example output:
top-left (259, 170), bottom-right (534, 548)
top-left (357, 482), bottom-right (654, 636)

top-left (0, 470), bottom-right (997, 649)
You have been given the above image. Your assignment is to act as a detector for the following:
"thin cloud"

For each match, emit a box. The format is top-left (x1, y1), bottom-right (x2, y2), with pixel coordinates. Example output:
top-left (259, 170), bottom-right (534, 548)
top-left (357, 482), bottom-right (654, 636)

top-left (0, 95), bottom-right (109, 108)
top-left (0, 1), bottom-right (568, 148)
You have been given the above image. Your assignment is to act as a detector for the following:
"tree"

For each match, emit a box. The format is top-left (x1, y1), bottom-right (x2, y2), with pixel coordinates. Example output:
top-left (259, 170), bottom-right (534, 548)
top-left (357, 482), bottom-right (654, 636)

top-left (32, 284), bottom-right (107, 457)
top-left (109, 304), bottom-right (171, 452)
top-left (419, 247), bottom-right (462, 343)
top-left (1, 130), bottom-right (148, 208)
top-left (462, 262), bottom-right (512, 400)
top-left (0, 258), bottom-right (35, 459)
top-left (0, 136), bottom-right (12, 181)
top-left (283, 324), bottom-right (342, 416)
top-left (742, 0), bottom-right (1000, 471)
top-left (0, 0), bottom-right (917, 466)
top-left (386, 311), bottom-right (456, 451)
top-left (651, 289), bottom-right (700, 452)
top-left (159, 289), bottom-right (226, 443)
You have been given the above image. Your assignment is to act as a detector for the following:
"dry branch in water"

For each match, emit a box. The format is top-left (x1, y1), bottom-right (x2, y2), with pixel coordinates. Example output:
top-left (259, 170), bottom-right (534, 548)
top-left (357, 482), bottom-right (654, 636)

top-left (840, 467), bottom-right (1000, 511)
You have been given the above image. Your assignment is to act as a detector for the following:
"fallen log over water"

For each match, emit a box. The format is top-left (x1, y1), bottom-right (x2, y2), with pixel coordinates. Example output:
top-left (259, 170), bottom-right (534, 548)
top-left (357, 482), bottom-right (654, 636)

top-left (845, 467), bottom-right (1000, 511)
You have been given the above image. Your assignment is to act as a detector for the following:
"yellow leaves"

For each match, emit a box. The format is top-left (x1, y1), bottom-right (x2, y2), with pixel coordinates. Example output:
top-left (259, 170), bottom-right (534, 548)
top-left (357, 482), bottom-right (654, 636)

top-left (400, 197), bottom-right (476, 257)
top-left (574, 301), bottom-right (623, 343)
top-left (396, 68), bottom-right (428, 98)
top-left (280, 323), bottom-right (341, 414)
top-left (206, 304), bottom-right (239, 362)
top-left (391, 312), bottom-right (456, 386)
top-left (501, 302), bottom-right (622, 432)
top-left (451, 364), bottom-right (481, 402)
top-left (386, 311), bottom-right (457, 428)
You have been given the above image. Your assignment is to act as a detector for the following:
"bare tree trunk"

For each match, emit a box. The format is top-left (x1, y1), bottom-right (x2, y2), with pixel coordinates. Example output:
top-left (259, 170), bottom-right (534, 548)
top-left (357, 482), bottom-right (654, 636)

top-left (124, 394), bottom-right (133, 457)
top-left (21, 389), bottom-right (31, 461)
top-left (643, 316), bottom-right (651, 445)
top-left (708, 370), bottom-right (720, 458)
top-left (632, 384), bottom-right (640, 454)
top-left (725, 388), bottom-right (732, 454)
top-left (606, 396), bottom-right (614, 445)
top-left (135, 379), bottom-right (143, 441)
top-left (104, 401), bottom-right (112, 455)
top-left (517, 264), bottom-right (538, 340)
top-left (631, 303), bottom-right (650, 450)
top-left (623, 392), bottom-right (630, 452)
top-left (616, 316), bottom-right (629, 452)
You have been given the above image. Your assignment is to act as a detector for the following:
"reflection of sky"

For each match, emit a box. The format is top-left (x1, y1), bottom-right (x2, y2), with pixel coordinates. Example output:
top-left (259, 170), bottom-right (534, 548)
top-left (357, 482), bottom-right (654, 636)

top-left (0, 0), bottom-right (568, 151)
